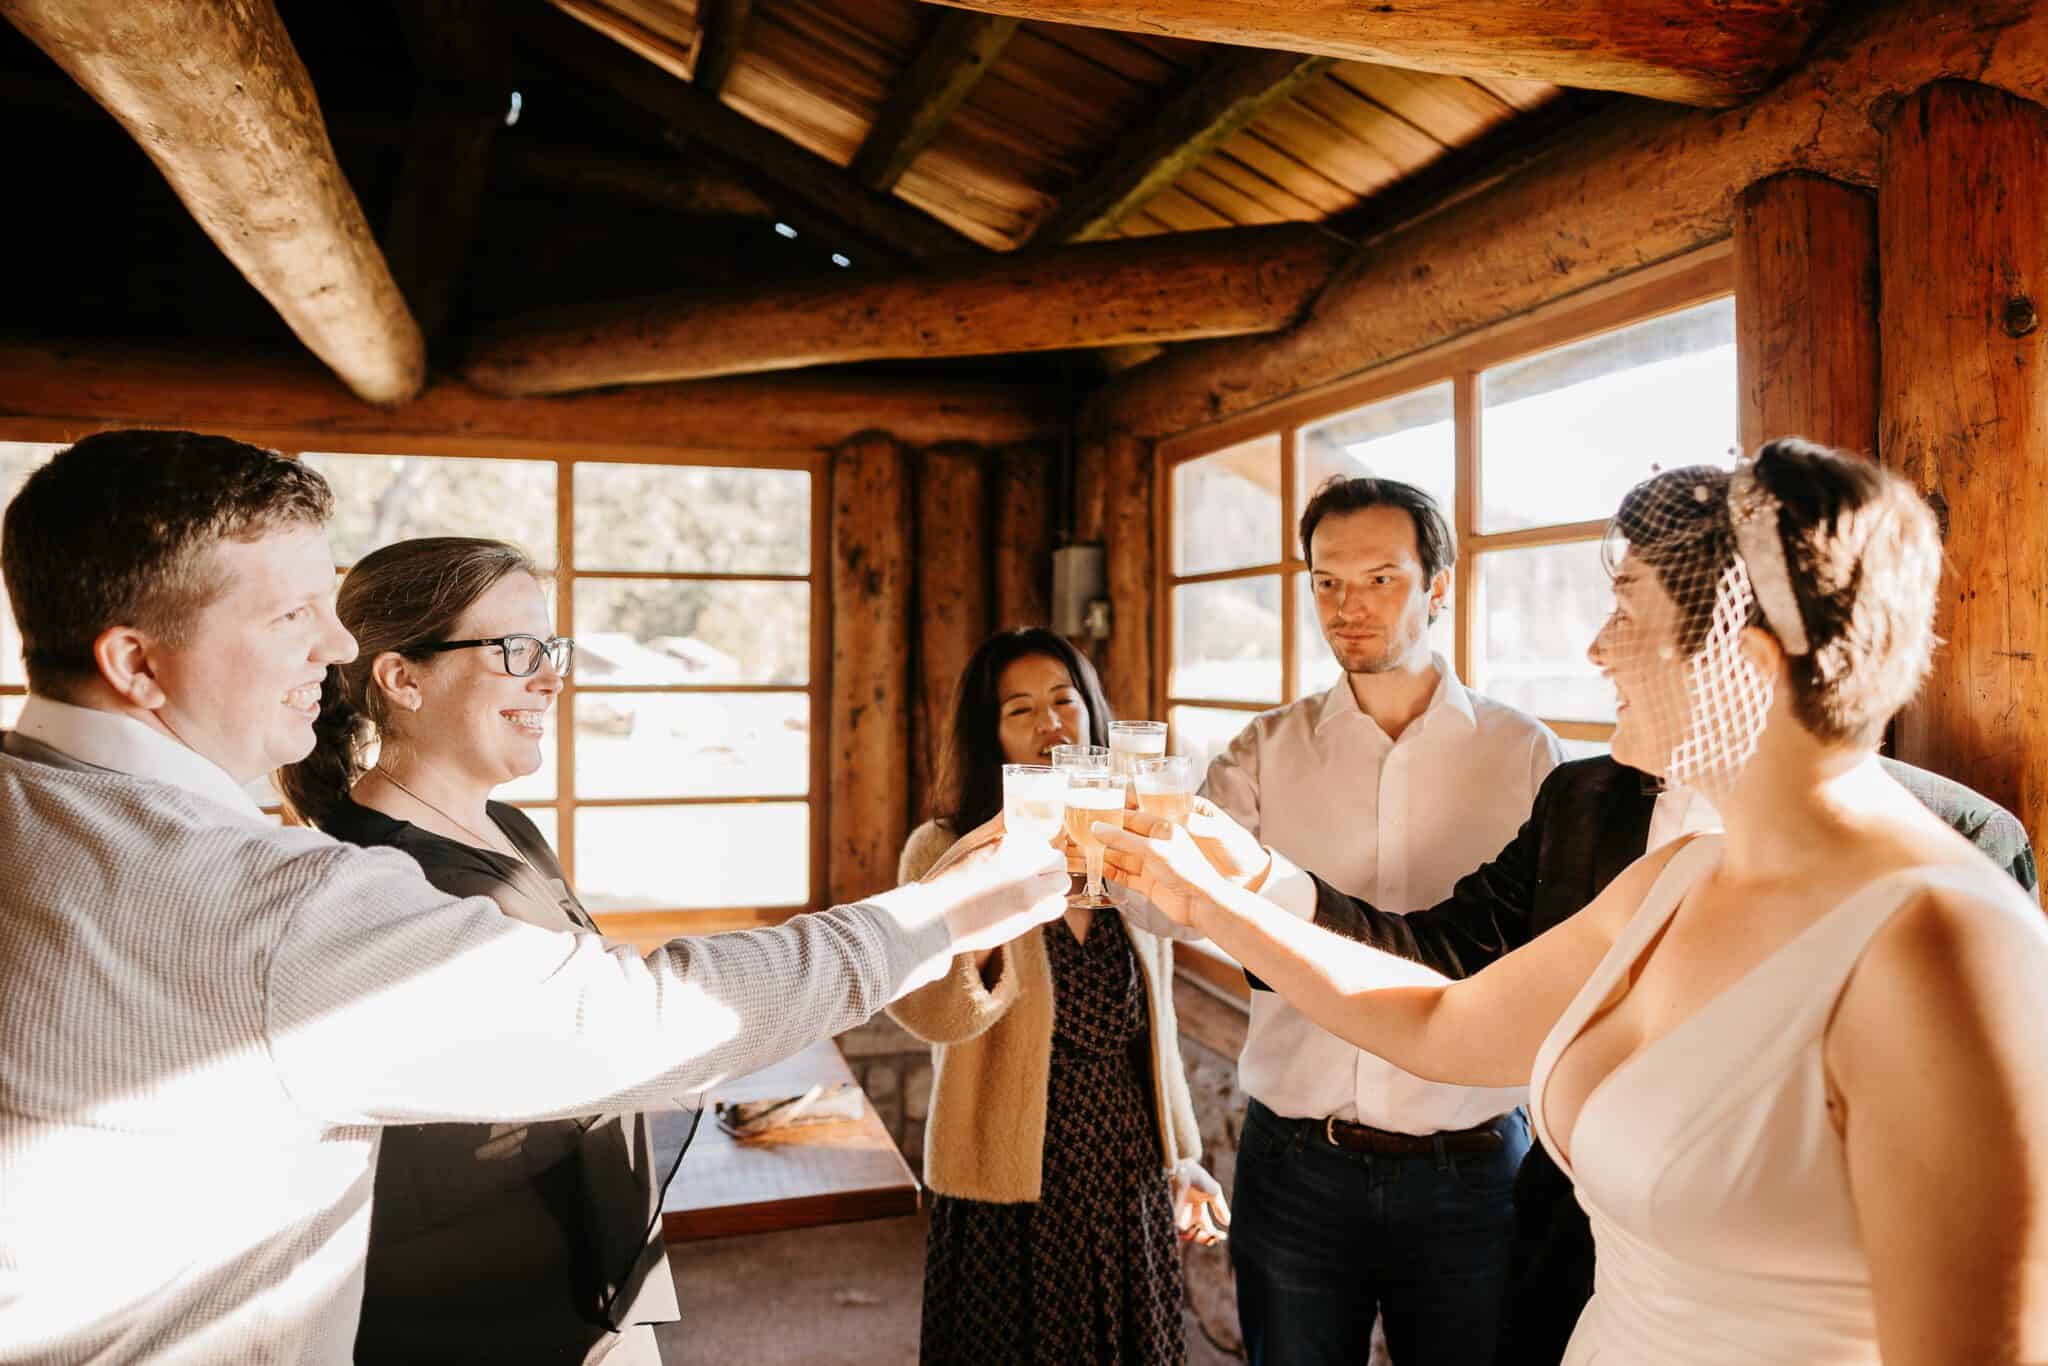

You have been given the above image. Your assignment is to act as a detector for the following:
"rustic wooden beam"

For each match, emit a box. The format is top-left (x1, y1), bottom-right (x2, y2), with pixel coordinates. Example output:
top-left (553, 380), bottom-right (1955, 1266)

top-left (532, 0), bottom-right (978, 262)
top-left (852, 11), bottom-right (1019, 192)
top-left (464, 224), bottom-right (1345, 394)
top-left (916, 0), bottom-right (1826, 106)
top-left (1092, 0), bottom-right (2048, 442)
top-left (911, 444), bottom-right (991, 823)
top-left (0, 339), bottom-right (1064, 452)
top-left (1879, 80), bottom-right (2048, 852)
top-left (1734, 172), bottom-right (1878, 455)
top-left (0, 0), bottom-right (424, 404)
top-left (1038, 48), bottom-right (1334, 244)
top-left (829, 434), bottom-right (915, 904)
top-left (992, 443), bottom-right (1055, 630)
top-left (692, 0), bottom-right (754, 93)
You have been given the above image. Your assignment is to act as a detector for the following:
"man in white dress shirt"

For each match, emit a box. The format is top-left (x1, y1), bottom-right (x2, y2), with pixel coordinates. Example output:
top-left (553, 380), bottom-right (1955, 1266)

top-left (0, 430), bottom-right (1066, 1366)
top-left (1202, 476), bottom-right (1562, 1366)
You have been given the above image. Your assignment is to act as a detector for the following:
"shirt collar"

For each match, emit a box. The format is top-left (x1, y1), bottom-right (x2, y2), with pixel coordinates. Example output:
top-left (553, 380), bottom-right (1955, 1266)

top-left (13, 695), bottom-right (267, 821)
top-left (1313, 652), bottom-right (1476, 736)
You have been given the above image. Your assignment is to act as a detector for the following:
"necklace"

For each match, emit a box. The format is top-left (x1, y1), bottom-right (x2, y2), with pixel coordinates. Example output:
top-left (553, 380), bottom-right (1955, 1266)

top-left (372, 767), bottom-right (526, 866)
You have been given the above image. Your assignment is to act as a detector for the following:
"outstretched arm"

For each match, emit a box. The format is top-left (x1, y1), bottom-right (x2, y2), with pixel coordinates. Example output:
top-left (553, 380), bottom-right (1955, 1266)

top-left (1099, 814), bottom-right (1674, 1089)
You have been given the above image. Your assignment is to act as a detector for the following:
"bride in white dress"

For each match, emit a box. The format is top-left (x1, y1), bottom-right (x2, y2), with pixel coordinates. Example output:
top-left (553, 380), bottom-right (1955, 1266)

top-left (1101, 439), bottom-right (2048, 1365)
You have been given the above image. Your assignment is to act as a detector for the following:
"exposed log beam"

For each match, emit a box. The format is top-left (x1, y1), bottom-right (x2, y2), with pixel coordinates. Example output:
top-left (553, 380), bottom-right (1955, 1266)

top-left (916, 0), bottom-right (1828, 107)
top-left (0, 0), bottom-right (424, 404)
top-left (1038, 49), bottom-right (1334, 244)
top-left (533, 0), bottom-right (978, 262)
top-left (1093, 0), bottom-right (2048, 441)
top-left (691, 0), bottom-right (753, 94)
top-left (385, 0), bottom-right (507, 345)
top-left (465, 224), bottom-right (1345, 394)
top-left (0, 340), bottom-right (1065, 451)
top-left (852, 11), bottom-right (1019, 192)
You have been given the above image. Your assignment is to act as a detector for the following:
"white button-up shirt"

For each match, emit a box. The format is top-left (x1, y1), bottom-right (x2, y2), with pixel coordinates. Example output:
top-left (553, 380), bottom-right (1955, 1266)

top-left (1202, 657), bottom-right (1562, 1134)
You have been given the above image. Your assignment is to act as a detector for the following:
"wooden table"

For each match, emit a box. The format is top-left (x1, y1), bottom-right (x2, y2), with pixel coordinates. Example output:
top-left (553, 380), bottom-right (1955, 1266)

top-left (650, 1039), bottom-right (920, 1242)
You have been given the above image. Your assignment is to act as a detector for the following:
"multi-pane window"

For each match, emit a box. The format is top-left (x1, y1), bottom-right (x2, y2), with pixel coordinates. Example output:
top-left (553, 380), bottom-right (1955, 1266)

top-left (1161, 277), bottom-right (1737, 771)
top-left (0, 440), bottom-right (823, 927)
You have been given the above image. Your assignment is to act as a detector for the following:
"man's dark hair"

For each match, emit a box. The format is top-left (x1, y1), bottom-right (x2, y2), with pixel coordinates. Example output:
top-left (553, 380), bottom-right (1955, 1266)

top-left (937, 626), bottom-right (1112, 832)
top-left (1, 429), bottom-right (334, 695)
top-left (1298, 475), bottom-right (1457, 581)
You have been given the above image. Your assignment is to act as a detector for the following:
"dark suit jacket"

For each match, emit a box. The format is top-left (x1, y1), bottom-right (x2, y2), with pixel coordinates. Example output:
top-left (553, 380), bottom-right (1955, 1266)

top-left (1262, 753), bottom-right (2036, 1366)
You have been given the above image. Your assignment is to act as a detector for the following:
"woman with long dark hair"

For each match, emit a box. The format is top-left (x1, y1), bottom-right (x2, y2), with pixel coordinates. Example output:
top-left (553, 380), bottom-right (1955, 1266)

top-left (890, 627), bottom-right (1226, 1365)
top-left (278, 536), bottom-right (677, 1365)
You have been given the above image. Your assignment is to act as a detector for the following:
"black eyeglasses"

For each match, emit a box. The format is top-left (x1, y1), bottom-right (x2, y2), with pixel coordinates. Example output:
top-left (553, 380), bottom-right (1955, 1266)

top-left (412, 634), bottom-right (574, 678)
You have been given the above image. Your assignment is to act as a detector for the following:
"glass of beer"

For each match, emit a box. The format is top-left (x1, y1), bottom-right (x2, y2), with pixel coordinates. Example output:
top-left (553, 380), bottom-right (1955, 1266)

top-left (1132, 755), bottom-right (1194, 828)
top-left (1062, 770), bottom-right (1125, 908)
top-left (1108, 720), bottom-right (1167, 790)
top-left (1050, 743), bottom-right (1110, 774)
top-left (1001, 764), bottom-right (1067, 846)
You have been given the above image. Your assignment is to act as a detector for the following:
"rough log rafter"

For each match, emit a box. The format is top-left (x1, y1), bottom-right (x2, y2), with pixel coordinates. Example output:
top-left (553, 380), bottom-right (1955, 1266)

top-left (691, 0), bottom-right (753, 93)
top-left (916, 0), bottom-right (1830, 106)
top-left (852, 11), bottom-right (1020, 192)
top-left (0, 0), bottom-right (424, 404)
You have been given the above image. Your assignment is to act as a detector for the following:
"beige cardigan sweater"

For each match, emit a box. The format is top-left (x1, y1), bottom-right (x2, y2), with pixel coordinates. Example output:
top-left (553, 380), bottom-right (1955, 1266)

top-left (888, 819), bottom-right (1202, 1203)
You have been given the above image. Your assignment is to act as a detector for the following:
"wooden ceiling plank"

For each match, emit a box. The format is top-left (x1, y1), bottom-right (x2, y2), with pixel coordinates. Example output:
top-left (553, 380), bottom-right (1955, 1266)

top-left (1290, 76), bottom-right (1448, 172)
top-left (0, 0), bottom-right (424, 404)
top-left (1170, 165), bottom-right (1291, 225)
top-left (1135, 185), bottom-right (1237, 233)
top-left (1215, 127), bottom-right (1360, 217)
top-left (463, 224), bottom-right (1348, 393)
top-left (1037, 47), bottom-right (1336, 243)
top-left (692, 0), bottom-right (756, 93)
top-left (1333, 64), bottom-right (1518, 143)
top-left (530, 1), bottom-right (980, 261)
top-left (1194, 149), bottom-right (1328, 221)
top-left (851, 11), bottom-right (1021, 190)
top-left (912, 0), bottom-right (1828, 106)
top-left (1242, 98), bottom-right (1405, 197)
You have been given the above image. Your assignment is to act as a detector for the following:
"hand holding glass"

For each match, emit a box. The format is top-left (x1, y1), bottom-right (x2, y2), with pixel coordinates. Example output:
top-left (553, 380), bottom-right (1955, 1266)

top-left (1062, 771), bottom-right (1125, 909)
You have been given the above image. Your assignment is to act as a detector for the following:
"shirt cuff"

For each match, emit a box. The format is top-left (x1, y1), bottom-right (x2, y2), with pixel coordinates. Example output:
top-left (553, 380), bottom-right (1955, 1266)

top-left (1260, 850), bottom-right (1319, 922)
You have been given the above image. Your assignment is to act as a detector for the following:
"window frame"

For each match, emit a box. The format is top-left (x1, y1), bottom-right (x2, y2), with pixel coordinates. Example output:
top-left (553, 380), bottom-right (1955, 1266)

top-left (1154, 245), bottom-right (1736, 754)
top-left (0, 429), bottom-right (829, 937)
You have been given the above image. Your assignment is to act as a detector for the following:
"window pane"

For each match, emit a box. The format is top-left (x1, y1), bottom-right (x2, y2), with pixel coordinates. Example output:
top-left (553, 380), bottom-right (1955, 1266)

top-left (303, 453), bottom-right (557, 568)
top-left (1173, 435), bottom-right (1280, 576)
top-left (1559, 736), bottom-right (1612, 761)
top-left (575, 580), bottom-right (808, 685)
top-left (574, 803), bottom-right (808, 911)
top-left (574, 692), bottom-right (808, 798)
top-left (1478, 297), bottom-right (1736, 533)
top-left (516, 806), bottom-right (558, 852)
top-left (573, 465), bottom-right (809, 574)
top-left (1296, 383), bottom-right (1456, 549)
top-left (1171, 706), bottom-right (1256, 785)
top-left (1472, 541), bottom-right (1615, 723)
top-left (1172, 576), bottom-right (1281, 703)
top-left (1294, 571), bottom-right (1454, 698)
top-left (1, 696), bottom-right (22, 729)
top-left (0, 443), bottom-right (64, 688)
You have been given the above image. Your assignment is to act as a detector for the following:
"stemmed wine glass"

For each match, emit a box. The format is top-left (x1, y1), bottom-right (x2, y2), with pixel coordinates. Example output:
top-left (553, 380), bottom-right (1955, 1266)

top-left (1061, 770), bottom-right (1124, 910)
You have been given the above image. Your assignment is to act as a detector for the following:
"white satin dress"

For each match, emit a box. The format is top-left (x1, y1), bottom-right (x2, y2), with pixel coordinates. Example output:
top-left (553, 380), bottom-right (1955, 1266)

top-left (1529, 834), bottom-right (2042, 1364)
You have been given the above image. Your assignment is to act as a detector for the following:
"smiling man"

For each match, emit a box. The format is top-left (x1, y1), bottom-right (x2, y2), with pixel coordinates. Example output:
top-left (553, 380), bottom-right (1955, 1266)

top-left (1200, 476), bottom-right (1562, 1366)
top-left (0, 430), bottom-right (1068, 1365)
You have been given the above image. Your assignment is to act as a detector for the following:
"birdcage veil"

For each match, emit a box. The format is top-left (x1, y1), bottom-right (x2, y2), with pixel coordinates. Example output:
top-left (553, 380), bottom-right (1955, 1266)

top-left (1599, 455), bottom-right (1808, 794)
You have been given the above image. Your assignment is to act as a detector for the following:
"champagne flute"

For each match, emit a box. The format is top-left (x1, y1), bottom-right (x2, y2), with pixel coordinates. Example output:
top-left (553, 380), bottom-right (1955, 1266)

top-left (1001, 763), bottom-right (1067, 846)
top-left (1108, 720), bottom-right (1167, 793)
top-left (1132, 754), bottom-right (1194, 827)
top-left (1062, 770), bottom-right (1125, 909)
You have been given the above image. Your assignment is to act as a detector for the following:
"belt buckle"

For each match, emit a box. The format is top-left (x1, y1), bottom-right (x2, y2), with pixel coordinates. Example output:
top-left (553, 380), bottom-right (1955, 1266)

top-left (1324, 1115), bottom-right (1339, 1148)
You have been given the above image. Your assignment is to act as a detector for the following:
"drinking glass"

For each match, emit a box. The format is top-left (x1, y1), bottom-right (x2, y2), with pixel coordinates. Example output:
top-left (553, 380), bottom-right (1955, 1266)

top-left (1108, 720), bottom-right (1167, 790)
top-left (1132, 754), bottom-right (1194, 827)
top-left (1050, 743), bottom-right (1110, 773)
top-left (1062, 770), bottom-right (1125, 909)
top-left (1001, 764), bottom-right (1067, 846)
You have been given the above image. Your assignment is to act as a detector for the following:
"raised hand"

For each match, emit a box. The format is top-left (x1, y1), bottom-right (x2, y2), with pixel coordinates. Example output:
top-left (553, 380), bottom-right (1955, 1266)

top-left (916, 826), bottom-right (1069, 954)
top-left (1182, 796), bottom-right (1270, 886)
top-left (1091, 809), bottom-right (1232, 927)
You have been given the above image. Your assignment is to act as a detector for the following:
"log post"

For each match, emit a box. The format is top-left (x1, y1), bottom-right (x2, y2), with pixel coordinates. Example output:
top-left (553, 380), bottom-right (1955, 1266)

top-left (1101, 431), bottom-right (1157, 721)
top-left (1734, 172), bottom-right (1879, 455)
top-left (829, 434), bottom-right (915, 904)
top-left (992, 443), bottom-right (1055, 631)
top-left (911, 444), bottom-right (991, 826)
top-left (1069, 430), bottom-right (1113, 675)
top-left (1879, 80), bottom-right (2048, 850)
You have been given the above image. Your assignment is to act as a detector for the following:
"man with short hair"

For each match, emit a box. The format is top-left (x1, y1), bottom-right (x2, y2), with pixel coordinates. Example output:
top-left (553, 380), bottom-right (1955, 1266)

top-left (1202, 476), bottom-right (1563, 1366)
top-left (0, 429), bottom-right (1066, 1365)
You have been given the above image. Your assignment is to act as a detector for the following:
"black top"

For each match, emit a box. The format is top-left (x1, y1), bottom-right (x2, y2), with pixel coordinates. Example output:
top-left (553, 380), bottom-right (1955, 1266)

top-left (321, 798), bottom-right (676, 1366)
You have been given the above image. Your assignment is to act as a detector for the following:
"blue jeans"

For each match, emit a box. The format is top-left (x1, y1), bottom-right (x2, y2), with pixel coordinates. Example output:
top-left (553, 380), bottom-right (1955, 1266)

top-left (1231, 1098), bottom-right (1530, 1366)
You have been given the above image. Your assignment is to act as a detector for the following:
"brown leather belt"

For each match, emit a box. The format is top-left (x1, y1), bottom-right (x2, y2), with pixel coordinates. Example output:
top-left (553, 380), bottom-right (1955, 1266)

top-left (1317, 1114), bottom-right (1507, 1157)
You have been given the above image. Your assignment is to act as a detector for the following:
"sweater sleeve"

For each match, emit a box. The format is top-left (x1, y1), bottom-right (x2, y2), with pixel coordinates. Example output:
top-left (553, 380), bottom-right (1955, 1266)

top-left (261, 842), bottom-right (953, 1125)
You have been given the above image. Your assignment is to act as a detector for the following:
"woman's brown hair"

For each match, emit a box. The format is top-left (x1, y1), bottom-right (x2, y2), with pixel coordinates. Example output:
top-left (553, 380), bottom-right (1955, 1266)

top-left (276, 536), bottom-right (539, 829)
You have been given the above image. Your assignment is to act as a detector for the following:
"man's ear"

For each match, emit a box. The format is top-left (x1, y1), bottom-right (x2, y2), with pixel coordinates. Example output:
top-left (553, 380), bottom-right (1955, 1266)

top-left (92, 626), bottom-right (167, 710)
top-left (1426, 568), bottom-right (1452, 625)
top-left (369, 651), bottom-right (425, 713)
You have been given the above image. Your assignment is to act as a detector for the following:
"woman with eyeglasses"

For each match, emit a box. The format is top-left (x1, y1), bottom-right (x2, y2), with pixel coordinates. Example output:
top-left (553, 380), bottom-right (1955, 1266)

top-left (275, 536), bottom-right (675, 1365)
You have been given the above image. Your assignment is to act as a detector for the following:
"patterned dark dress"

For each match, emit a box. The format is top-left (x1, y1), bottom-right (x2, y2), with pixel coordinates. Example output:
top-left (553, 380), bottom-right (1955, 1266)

top-left (920, 916), bottom-right (1186, 1365)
